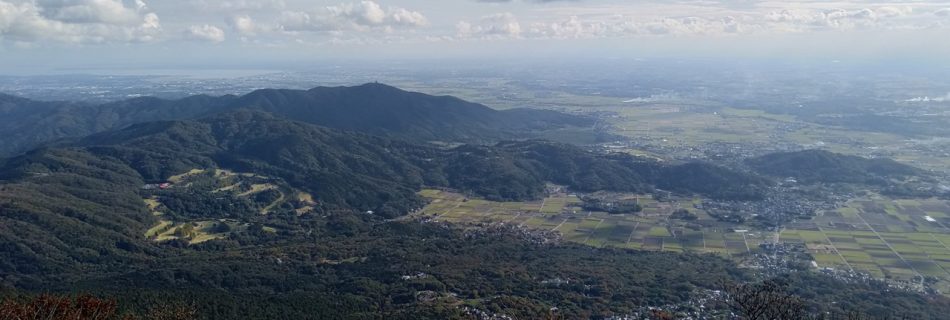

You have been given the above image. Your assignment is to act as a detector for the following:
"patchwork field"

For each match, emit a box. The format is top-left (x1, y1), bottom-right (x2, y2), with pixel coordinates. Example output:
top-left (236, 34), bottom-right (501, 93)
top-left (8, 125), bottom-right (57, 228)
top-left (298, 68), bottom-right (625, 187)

top-left (418, 189), bottom-right (950, 292)
top-left (783, 195), bottom-right (950, 290)
top-left (416, 189), bottom-right (769, 258)
top-left (583, 102), bottom-right (950, 173)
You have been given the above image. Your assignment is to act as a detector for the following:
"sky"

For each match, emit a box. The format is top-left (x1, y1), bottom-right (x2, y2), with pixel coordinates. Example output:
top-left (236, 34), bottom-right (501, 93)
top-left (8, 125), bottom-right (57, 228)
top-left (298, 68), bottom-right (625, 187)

top-left (1, 0), bottom-right (949, 73)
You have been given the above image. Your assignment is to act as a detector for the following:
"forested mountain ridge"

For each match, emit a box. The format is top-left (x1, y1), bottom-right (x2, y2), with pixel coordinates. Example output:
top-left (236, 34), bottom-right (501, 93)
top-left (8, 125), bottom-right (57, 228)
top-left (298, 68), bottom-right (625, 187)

top-left (0, 148), bottom-right (158, 281)
top-left (0, 94), bottom-right (237, 157)
top-left (746, 149), bottom-right (924, 184)
top-left (235, 83), bottom-right (590, 141)
top-left (447, 140), bottom-right (771, 201)
top-left (66, 110), bottom-right (767, 212)
top-left (0, 83), bottom-right (592, 156)
top-left (0, 110), bottom-right (768, 282)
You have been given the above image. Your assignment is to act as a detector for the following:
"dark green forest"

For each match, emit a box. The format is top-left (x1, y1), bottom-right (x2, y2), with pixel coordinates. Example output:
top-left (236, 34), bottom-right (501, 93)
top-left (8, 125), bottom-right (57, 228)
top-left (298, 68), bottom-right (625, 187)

top-left (746, 149), bottom-right (923, 184)
top-left (0, 83), bottom-right (591, 156)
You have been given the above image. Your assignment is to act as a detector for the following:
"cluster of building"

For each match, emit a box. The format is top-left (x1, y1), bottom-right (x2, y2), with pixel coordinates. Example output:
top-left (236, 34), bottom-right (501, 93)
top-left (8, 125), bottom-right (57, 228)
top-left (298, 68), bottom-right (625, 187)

top-left (814, 267), bottom-right (928, 294)
top-left (462, 222), bottom-right (563, 245)
top-left (605, 289), bottom-right (734, 320)
top-left (141, 182), bottom-right (173, 190)
top-left (400, 272), bottom-right (429, 281)
top-left (699, 186), bottom-right (846, 227)
top-left (597, 134), bottom-right (803, 166)
top-left (744, 243), bottom-right (813, 277)
top-left (460, 306), bottom-right (515, 320)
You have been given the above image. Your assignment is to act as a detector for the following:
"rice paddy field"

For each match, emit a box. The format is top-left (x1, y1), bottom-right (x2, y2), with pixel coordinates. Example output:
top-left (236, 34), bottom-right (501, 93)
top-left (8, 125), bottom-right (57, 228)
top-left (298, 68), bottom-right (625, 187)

top-left (782, 195), bottom-right (950, 290)
top-left (416, 189), bottom-right (770, 258)
top-left (417, 189), bottom-right (950, 292)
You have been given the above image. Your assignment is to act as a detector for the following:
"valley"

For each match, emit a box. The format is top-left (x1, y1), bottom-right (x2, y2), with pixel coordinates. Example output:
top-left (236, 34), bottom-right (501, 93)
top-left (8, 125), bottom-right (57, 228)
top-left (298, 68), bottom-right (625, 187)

top-left (1, 83), bottom-right (949, 319)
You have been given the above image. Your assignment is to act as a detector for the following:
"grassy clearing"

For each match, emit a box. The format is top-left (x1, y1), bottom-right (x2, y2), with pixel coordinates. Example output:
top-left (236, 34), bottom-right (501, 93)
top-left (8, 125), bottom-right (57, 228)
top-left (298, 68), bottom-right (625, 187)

top-left (168, 169), bottom-right (205, 183)
top-left (214, 182), bottom-right (242, 193)
top-left (145, 220), bottom-right (173, 238)
top-left (144, 169), bottom-right (302, 245)
top-left (238, 183), bottom-right (278, 197)
top-left (147, 220), bottom-right (233, 245)
top-left (144, 197), bottom-right (161, 210)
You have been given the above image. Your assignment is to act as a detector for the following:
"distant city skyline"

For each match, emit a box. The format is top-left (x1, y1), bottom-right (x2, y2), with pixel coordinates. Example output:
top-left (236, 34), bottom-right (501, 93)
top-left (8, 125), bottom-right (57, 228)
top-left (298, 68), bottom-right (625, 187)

top-left (2, 0), bottom-right (949, 74)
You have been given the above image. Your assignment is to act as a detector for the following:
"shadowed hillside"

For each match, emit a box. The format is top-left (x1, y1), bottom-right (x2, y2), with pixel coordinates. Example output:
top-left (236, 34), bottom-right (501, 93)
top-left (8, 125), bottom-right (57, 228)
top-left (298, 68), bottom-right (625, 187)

top-left (746, 149), bottom-right (923, 184)
top-left (0, 84), bottom-right (592, 156)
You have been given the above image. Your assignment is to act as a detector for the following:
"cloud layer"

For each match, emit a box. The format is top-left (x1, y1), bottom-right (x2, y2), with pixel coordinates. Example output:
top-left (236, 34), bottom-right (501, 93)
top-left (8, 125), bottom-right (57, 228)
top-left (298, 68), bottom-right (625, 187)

top-left (277, 1), bottom-right (427, 33)
top-left (455, 4), bottom-right (934, 40)
top-left (186, 24), bottom-right (225, 42)
top-left (0, 0), bottom-right (160, 44)
top-left (0, 0), bottom-right (949, 47)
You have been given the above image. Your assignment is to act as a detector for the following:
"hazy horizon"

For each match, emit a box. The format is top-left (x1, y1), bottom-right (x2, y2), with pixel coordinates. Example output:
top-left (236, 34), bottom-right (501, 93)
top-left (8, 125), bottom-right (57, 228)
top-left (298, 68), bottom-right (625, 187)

top-left (2, 0), bottom-right (950, 75)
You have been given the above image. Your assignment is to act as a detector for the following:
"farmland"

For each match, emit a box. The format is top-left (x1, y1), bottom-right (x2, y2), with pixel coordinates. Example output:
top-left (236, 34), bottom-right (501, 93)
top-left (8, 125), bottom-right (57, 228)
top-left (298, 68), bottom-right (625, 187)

top-left (416, 189), bottom-right (771, 257)
top-left (782, 195), bottom-right (950, 291)
top-left (417, 189), bottom-right (950, 292)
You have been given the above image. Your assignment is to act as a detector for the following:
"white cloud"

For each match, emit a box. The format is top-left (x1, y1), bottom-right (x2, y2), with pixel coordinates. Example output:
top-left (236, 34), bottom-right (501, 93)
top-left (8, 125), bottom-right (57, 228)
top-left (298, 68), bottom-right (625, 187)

top-left (1, 0), bottom-right (949, 49)
top-left (762, 7), bottom-right (904, 30)
top-left (328, 1), bottom-right (386, 25)
top-left (185, 24), bottom-right (225, 42)
top-left (528, 16), bottom-right (603, 39)
top-left (278, 0), bottom-right (427, 33)
top-left (389, 7), bottom-right (427, 27)
top-left (138, 12), bottom-right (160, 41)
top-left (0, 0), bottom-right (160, 44)
top-left (231, 14), bottom-right (257, 36)
top-left (457, 3), bottom-right (940, 42)
top-left (456, 12), bottom-right (522, 39)
top-left (193, 0), bottom-right (286, 11)
top-left (38, 0), bottom-right (145, 24)
top-left (906, 92), bottom-right (950, 103)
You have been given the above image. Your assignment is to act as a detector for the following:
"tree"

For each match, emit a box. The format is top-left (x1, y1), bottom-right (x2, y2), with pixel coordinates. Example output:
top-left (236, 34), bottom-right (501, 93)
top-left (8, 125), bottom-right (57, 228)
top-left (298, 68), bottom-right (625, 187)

top-left (0, 294), bottom-right (117, 320)
top-left (723, 280), bottom-right (807, 320)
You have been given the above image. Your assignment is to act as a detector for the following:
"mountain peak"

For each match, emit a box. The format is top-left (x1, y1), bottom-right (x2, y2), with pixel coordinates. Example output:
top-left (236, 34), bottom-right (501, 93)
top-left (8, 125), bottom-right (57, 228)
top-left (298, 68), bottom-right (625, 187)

top-left (0, 84), bottom-right (592, 156)
top-left (353, 82), bottom-right (401, 90)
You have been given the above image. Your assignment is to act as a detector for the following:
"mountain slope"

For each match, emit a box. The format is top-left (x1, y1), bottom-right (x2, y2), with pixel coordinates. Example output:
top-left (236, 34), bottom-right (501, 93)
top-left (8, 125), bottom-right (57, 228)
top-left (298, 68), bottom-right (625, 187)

top-left (445, 141), bottom-right (770, 201)
top-left (73, 111), bottom-right (764, 210)
top-left (0, 148), bottom-right (158, 283)
top-left (237, 83), bottom-right (587, 141)
top-left (3, 113), bottom-right (948, 318)
top-left (0, 111), bottom-right (767, 278)
top-left (77, 111), bottom-right (434, 217)
top-left (0, 83), bottom-right (591, 156)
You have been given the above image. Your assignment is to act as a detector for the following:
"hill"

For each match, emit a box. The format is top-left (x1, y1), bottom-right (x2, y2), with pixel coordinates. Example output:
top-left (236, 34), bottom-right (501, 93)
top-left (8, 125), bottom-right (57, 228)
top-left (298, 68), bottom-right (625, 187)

top-left (2, 113), bottom-right (948, 318)
top-left (0, 110), bottom-right (766, 277)
top-left (746, 149), bottom-right (923, 184)
top-left (450, 140), bottom-right (770, 201)
top-left (71, 111), bottom-right (766, 211)
top-left (236, 83), bottom-right (589, 142)
top-left (0, 83), bottom-right (591, 156)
